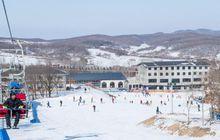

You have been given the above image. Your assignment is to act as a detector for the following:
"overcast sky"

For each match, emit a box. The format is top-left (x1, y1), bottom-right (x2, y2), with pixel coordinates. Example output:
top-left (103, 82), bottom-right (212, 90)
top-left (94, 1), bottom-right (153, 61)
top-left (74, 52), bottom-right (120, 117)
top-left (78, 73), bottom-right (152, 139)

top-left (1, 0), bottom-right (220, 39)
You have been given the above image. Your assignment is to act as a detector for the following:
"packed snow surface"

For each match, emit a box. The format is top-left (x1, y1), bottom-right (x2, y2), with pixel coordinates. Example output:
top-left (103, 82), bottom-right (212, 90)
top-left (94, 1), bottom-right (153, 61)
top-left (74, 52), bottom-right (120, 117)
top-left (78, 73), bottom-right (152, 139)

top-left (0, 52), bottom-right (46, 65)
top-left (7, 86), bottom-right (220, 140)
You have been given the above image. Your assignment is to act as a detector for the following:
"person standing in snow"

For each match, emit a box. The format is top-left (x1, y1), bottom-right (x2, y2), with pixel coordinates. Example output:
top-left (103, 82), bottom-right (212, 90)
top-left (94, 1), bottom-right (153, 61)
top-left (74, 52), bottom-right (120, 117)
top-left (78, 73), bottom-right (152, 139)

top-left (73, 96), bottom-right (75, 102)
top-left (84, 88), bottom-right (87, 93)
top-left (47, 101), bottom-right (51, 108)
top-left (112, 97), bottom-right (115, 103)
top-left (198, 104), bottom-right (201, 112)
top-left (156, 106), bottom-right (160, 114)
top-left (79, 96), bottom-right (82, 102)
top-left (78, 96), bottom-right (82, 106)
top-left (60, 100), bottom-right (63, 107)
top-left (100, 98), bottom-right (103, 104)
top-left (146, 101), bottom-right (149, 105)
top-left (93, 105), bottom-right (96, 112)
top-left (140, 100), bottom-right (143, 104)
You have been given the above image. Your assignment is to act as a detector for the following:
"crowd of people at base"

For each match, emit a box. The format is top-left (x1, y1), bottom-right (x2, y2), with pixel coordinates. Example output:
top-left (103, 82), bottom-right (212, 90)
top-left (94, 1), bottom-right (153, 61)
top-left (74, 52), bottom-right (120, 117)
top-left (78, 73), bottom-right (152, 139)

top-left (46, 88), bottom-right (202, 118)
top-left (3, 80), bottom-right (25, 129)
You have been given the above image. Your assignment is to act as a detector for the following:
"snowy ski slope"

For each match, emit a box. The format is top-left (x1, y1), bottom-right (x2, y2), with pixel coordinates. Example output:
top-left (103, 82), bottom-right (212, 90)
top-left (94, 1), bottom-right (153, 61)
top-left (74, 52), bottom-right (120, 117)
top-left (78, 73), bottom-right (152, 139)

top-left (7, 86), bottom-right (220, 140)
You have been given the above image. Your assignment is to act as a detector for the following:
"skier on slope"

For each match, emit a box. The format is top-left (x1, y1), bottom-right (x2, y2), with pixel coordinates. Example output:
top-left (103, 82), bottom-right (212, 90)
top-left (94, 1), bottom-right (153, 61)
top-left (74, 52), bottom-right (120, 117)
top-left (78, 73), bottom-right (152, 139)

top-left (156, 106), bottom-right (160, 114)
top-left (60, 100), bottom-right (63, 107)
top-left (92, 105), bottom-right (96, 112)
top-left (3, 93), bottom-right (24, 129)
top-left (47, 101), bottom-right (51, 108)
top-left (78, 96), bottom-right (82, 106)
top-left (112, 97), bottom-right (115, 103)
top-left (84, 88), bottom-right (87, 93)
top-left (198, 104), bottom-right (201, 112)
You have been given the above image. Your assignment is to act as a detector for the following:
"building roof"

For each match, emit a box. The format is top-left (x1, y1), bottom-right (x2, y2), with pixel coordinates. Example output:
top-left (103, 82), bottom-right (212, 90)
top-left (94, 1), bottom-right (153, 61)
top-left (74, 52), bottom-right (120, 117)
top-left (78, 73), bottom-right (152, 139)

top-left (138, 60), bottom-right (209, 67)
top-left (70, 72), bottom-right (127, 81)
top-left (25, 66), bottom-right (67, 75)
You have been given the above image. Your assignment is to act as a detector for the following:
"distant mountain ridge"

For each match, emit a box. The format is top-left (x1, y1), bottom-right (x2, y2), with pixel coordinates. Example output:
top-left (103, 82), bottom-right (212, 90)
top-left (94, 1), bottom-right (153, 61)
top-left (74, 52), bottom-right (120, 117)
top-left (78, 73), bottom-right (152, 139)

top-left (1, 29), bottom-right (220, 66)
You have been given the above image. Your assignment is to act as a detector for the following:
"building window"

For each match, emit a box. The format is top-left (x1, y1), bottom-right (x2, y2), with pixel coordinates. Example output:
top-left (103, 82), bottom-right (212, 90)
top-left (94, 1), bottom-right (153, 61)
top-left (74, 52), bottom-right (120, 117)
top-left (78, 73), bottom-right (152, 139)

top-left (166, 73), bottom-right (169, 76)
top-left (171, 72), bottom-right (174, 76)
top-left (160, 73), bottom-right (163, 76)
top-left (177, 72), bottom-right (180, 75)
top-left (177, 66), bottom-right (180, 70)
top-left (110, 82), bottom-right (115, 88)
top-left (205, 66), bottom-right (208, 69)
top-left (182, 66), bottom-right (185, 70)
top-left (199, 66), bottom-right (202, 69)
top-left (199, 72), bottom-right (202, 75)
top-left (194, 78), bottom-right (201, 82)
top-left (188, 72), bottom-right (191, 75)
top-left (160, 67), bottom-right (163, 70)
top-left (165, 67), bottom-right (168, 70)
top-left (183, 78), bottom-right (191, 82)
top-left (148, 79), bottom-right (157, 83)
top-left (183, 72), bottom-right (186, 75)
top-left (160, 79), bottom-right (168, 83)
top-left (172, 78), bottom-right (180, 83)
top-left (148, 86), bottom-right (157, 90)
top-left (194, 66), bottom-right (197, 69)
top-left (193, 72), bottom-right (197, 75)
top-left (154, 67), bottom-right (157, 70)
top-left (205, 72), bottom-right (208, 75)
top-left (188, 66), bottom-right (191, 69)
top-left (118, 82), bottom-right (123, 88)
top-left (154, 73), bottom-right (157, 76)
top-left (173, 86), bottom-right (181, 90)
top-left (171, 67), bottom-right (174, 70)
top-left (148, 67), bottom-right (151, 70)
top-left (101, 82), bottom-right (107, 88)
top-left (148, 73), bottom-right (151, 76)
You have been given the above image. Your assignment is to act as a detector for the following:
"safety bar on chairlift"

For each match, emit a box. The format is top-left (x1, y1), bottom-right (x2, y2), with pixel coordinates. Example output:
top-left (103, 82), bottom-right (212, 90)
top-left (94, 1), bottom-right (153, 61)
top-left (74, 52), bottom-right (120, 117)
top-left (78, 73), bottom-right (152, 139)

top-left (0, 108), bottom-right (29, 119)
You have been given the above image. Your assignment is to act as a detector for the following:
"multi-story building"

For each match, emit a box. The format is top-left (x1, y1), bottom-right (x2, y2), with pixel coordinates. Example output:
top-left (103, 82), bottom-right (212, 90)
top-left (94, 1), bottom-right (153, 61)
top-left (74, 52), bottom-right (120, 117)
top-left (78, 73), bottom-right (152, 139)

top-left (129, 60), bottom-right (209, 91)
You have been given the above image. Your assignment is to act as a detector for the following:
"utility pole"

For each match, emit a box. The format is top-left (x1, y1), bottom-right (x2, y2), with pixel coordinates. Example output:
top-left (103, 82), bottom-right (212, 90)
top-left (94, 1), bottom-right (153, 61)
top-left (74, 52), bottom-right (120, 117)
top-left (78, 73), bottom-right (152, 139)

top-left (171, 84), bottom-right (174, 114)
top-left (168, 82), bottom-right (175, 114)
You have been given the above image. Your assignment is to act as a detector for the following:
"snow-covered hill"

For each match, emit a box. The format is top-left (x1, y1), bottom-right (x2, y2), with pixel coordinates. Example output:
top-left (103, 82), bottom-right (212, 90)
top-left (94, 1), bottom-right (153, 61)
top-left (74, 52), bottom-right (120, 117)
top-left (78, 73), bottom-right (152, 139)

top-left (86, 48), bottom-right (175, 67)
top-left (7, 86), bottom-right (220, 140)
top-left (2, 29), bottom-right (220, 66)
top-left (0, 51), bottom-right (47, 65)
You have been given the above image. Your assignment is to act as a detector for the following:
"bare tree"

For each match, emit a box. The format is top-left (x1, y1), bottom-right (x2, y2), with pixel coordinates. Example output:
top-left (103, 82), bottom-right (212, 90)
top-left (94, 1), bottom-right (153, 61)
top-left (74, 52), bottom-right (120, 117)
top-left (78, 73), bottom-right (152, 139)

top-left (26, 65), bottom-right (66, 98)
top-left (205, 67), bottom-right (220, 112)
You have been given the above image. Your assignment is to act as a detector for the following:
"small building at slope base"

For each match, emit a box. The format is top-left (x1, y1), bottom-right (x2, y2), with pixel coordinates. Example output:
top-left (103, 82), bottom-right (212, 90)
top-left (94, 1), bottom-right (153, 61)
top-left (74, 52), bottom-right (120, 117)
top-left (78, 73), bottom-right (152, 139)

top-left (68, 72), bottom-right (127, 89)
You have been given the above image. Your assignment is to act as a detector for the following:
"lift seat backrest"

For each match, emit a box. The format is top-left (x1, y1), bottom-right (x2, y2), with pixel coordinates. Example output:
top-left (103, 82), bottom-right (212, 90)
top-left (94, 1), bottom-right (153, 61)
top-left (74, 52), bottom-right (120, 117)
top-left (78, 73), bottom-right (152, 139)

top-left (16, 93), bottom-right (26, 101)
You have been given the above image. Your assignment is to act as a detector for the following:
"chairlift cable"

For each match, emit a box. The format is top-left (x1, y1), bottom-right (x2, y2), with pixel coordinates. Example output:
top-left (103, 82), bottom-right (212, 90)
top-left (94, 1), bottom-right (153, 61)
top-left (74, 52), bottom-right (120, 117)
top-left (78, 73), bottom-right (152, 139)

top-left (1, 0), bottom-right (14, 43)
